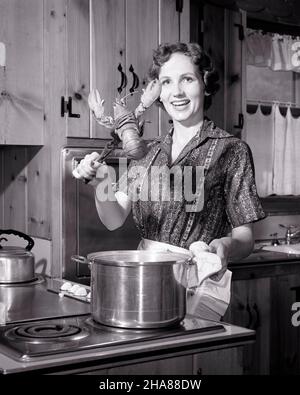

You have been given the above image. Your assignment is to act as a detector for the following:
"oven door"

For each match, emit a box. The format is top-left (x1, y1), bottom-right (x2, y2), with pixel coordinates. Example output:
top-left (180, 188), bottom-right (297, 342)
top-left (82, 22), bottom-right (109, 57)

top-left (62, 147), bottom-right (140, 284)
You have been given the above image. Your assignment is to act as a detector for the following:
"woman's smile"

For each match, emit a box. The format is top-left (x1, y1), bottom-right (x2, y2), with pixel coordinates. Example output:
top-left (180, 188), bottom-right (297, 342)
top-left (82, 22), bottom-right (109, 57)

top-left (171, 99), bottom-right (191, 109)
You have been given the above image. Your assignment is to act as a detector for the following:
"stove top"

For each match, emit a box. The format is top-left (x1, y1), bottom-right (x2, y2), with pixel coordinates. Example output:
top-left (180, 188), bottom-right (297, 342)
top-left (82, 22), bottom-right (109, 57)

top-left (0, 315), bottom-right (225, 361)
top-left (0, 277), bottom-right (90, 326)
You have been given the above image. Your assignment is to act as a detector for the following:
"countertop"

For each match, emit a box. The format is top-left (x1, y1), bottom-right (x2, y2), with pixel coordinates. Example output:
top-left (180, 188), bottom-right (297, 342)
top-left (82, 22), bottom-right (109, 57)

top-left (229, 248), bottom-right (300, 267)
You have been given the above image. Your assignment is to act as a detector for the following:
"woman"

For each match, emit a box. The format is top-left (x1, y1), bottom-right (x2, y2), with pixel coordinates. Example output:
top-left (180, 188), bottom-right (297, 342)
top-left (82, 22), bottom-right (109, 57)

top-left (76, 43), bottom-right (265, 319)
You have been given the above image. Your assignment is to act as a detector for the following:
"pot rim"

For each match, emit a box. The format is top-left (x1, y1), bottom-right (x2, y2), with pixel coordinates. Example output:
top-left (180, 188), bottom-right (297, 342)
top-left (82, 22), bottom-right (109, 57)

top-left (84, 250), bottom-right (191, 267)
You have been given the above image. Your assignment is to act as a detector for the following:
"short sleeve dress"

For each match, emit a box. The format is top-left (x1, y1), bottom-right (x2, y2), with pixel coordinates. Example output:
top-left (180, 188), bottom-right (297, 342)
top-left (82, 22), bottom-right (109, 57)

top-left (115, 119), bottom-right (265, 249)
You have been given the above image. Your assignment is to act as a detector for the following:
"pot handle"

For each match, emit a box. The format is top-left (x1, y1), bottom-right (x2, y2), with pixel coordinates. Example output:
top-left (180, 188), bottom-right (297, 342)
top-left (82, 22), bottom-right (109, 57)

top-left (0, 229), bottom-right (35, 251)
top-left (71, 255), bottom-right (90, 265)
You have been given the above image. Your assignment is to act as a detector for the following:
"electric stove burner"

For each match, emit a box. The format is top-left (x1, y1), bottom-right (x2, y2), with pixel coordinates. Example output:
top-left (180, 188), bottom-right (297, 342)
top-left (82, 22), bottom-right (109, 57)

top-left (4, 322), bottom-right (89, 344)
top-left (0, 275), bottom-right (44, 287)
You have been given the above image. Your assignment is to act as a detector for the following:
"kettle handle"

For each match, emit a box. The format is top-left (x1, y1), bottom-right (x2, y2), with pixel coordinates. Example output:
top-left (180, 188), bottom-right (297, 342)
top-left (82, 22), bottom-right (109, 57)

top-left (0, 229), bottom-right (35, 251)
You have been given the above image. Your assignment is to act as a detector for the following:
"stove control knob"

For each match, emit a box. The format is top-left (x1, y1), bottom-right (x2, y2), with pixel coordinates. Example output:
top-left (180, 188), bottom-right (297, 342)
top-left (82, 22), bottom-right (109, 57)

top-left (60, 281), bottom-right (72, 291)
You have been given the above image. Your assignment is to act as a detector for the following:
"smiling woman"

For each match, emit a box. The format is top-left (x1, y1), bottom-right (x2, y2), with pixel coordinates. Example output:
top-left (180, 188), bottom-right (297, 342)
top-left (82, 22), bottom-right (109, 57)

top-left (74, 42), bottom-right (266, 321)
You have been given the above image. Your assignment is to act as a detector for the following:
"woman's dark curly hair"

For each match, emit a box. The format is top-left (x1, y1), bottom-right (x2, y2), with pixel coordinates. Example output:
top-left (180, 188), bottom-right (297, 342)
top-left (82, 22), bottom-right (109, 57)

top-left (148, 42), bottom-right (220, 110)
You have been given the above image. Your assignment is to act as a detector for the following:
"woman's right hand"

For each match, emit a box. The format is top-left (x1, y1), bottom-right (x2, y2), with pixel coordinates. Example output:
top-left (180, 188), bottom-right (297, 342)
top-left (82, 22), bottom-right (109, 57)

top-left (73, 152), bottom-right (109, 187)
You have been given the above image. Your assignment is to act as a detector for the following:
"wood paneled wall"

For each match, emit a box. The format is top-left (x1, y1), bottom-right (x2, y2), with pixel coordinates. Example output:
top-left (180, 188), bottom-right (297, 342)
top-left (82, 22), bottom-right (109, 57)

top-left (0, 0), bottom-right (44, 145)
top-left (0, 146), bottom-right (51, 238)
top-left (0, 0), bottom-right (189, 278)
top-left (0, 0), bottom-right (68, 279)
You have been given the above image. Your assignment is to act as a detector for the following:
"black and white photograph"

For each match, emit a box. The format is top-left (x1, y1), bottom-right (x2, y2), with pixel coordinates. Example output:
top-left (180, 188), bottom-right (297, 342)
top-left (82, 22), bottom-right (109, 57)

top-left (0, 0), bottom-right (300, 379)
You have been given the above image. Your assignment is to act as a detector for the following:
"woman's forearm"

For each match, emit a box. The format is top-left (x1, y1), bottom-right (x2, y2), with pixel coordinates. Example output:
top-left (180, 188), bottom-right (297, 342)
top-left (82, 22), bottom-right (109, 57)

top-left (222, 235), bottom-right (254, 262)
top-left (94, 182), bottom-right (131, 231)
top-left (226, 224), bottom-right (254, 261)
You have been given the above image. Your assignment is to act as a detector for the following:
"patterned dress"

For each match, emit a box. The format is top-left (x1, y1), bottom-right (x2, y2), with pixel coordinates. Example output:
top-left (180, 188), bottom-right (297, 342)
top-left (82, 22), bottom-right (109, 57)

top-left (116, 119), bottom-right (265, 249)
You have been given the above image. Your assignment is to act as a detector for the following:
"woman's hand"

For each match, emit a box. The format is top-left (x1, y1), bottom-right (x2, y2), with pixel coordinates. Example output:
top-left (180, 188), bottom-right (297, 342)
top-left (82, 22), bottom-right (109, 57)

top-left (209, 225), bottom-right (255, 280)
top-left (74, 152), bottom-right (109, 188)
top-left (209, 237), bottom-right (232, 281)
top-left (189, 239), bottom-right (229, 281)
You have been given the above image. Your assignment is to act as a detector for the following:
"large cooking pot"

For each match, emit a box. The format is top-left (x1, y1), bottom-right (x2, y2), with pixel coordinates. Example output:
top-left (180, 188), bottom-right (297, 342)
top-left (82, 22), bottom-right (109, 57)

top-left (0, 229), bottom-right (35, 284)
top-left (72, 250), bottom-right (192, 329)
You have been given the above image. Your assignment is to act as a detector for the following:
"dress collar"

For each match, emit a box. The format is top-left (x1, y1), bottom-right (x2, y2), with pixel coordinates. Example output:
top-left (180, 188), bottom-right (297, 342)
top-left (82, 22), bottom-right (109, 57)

top-left (159, 119), bottom-right (232, 164)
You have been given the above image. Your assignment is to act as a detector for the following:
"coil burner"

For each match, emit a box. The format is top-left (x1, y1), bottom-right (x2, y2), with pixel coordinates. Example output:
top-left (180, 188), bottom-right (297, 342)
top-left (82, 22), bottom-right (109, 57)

top-left (5, 322), bottom-right (89, 344)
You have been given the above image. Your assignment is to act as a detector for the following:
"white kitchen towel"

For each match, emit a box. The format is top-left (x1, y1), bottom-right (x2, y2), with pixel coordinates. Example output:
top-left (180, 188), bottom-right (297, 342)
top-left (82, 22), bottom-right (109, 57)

top-left (138, 238), bottom-right (232, 321)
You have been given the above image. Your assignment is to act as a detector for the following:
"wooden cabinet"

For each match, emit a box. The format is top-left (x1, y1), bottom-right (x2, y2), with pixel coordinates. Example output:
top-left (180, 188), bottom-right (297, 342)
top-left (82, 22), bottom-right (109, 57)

top-left (271, 272), bottom-right (300, 375)
top-left (0, 0), bottom-right (44, 145)
top-left (224, 262), bottom-right (300, 375)
top-left (223, 277), bottom-right (271, 375)
top-left (66, 0), bottom-right (190, 139)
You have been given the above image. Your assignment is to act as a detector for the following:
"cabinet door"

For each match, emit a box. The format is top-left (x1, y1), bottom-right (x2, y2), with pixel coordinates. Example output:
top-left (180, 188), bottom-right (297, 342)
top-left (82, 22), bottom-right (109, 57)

top-left (125, 0), bottom-right (159, 140)
top-left (224, 277), bottom-right (271, 375)
top-left (224, 10), bottom-right (246, 137)
top-left (91, 0), bottom-right (126, 139)
top-left (0, 0), bottom-right (44, 145)
top-left (65, 0), bottom-right (189, 140)
top-left (159, 0), bottom-right (190, 137)
top-left (66, 0), bottom-right (90, 138)
top-left (203, 5), bottom-right (245, 134)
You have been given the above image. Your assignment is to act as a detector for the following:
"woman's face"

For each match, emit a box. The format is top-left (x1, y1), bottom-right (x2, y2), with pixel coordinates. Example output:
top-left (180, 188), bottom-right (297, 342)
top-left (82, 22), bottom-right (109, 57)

top-left (158, 53), bottom-right (205, 127)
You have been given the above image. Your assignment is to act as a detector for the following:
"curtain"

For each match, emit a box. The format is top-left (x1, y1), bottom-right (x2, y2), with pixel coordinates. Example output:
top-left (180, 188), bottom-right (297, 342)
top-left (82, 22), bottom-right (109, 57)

top-left (246, 104), bottom-right (300, 196)
top-left (246, 106), bottom-right (274, 197)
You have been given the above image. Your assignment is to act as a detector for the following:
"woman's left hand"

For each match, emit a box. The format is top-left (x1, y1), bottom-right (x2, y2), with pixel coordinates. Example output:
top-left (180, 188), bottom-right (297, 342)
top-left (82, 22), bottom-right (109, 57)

top-left (208, 237), bottom-right (232, 281)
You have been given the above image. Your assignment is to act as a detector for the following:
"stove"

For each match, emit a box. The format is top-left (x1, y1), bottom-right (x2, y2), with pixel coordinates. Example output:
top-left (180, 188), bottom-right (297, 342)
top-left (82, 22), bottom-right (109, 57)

top-left (0, 278), bottom-right (227, 366)
top-left (0, 315), bottom-right (225, 362)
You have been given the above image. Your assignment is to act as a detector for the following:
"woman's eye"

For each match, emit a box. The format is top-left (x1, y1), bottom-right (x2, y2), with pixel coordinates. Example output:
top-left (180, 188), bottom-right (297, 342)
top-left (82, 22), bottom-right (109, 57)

top-left (183, 76), bottom-right (193, 82)
top-left (161, 79), bottom-right (170, 85)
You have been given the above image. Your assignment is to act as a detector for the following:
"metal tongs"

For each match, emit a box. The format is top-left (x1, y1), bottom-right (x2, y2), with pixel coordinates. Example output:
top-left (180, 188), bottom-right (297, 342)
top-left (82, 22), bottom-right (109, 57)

top-left (96, 132), bottom-right (121, 163)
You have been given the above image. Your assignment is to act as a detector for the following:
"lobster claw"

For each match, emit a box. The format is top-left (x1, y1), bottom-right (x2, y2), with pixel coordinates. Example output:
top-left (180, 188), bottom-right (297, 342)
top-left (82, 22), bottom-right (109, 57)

top-left (88, 89), bottom-right (114, 129)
